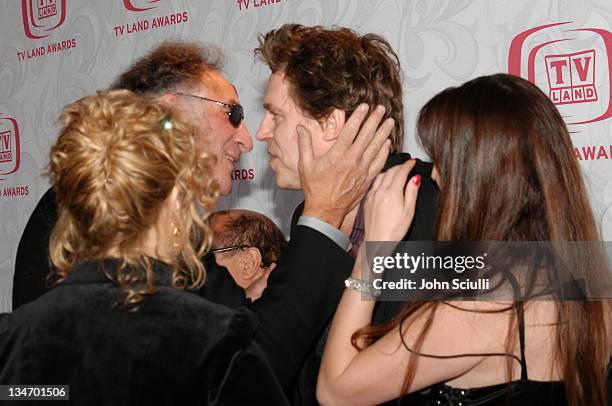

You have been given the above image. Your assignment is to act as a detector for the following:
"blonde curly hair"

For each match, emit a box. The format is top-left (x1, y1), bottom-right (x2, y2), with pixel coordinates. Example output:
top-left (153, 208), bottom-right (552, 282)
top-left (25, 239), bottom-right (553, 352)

top-left (48, 89), bottom-right (218, 306)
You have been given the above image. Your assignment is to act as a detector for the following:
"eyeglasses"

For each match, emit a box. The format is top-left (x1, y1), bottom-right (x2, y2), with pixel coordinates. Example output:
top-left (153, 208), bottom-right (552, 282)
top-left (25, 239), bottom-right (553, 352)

top-left (173, 92), bottom-right (244, 128)
top-left (210, 245), bottom-right (250, 254)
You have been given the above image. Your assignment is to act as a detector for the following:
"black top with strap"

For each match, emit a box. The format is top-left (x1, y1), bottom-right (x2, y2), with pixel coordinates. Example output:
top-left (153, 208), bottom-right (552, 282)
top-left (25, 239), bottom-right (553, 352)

top-left (400, 302), bottom-right (567, 406)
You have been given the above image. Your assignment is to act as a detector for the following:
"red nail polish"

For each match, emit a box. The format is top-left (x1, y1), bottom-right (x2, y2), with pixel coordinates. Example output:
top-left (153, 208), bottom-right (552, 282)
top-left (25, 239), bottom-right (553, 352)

top-left (413, 175), bottom-right (421, 186)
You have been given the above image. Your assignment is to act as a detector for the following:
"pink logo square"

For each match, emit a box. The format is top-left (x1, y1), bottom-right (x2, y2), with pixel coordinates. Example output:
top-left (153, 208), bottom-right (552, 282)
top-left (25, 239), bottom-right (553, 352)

top-left (509, 22), bottom-right (612, 126)
top-left (37, 0), bottom-right (57, 20)
top-left (0, 116), bottom-right (21, 180)
top-left (21, 0), bottom-right (66, 39)
top-left (545, 50), bottom-right (597, 105)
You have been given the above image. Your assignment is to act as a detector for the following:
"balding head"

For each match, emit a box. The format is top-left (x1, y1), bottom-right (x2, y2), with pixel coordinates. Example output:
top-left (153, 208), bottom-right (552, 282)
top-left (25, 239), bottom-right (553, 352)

top-left (211, 209), bottom-right (286, 267)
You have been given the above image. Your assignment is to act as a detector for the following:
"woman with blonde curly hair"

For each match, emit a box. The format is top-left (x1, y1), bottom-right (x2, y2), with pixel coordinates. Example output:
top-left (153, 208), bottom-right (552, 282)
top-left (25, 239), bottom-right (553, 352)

top-left (0, 90), bottom-right (287, 405)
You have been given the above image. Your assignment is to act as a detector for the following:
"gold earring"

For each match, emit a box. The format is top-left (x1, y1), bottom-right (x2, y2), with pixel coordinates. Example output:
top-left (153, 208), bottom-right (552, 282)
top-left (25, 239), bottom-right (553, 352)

top-left (171, 222), bottom-right (182, 249)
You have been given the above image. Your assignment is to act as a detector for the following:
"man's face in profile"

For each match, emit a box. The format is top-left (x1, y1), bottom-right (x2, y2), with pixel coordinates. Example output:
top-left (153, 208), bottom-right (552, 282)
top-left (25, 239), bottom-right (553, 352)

top-left (165, 71), bottom-right (253, 195)
top-left (256, 71), bottom-right (337, 190)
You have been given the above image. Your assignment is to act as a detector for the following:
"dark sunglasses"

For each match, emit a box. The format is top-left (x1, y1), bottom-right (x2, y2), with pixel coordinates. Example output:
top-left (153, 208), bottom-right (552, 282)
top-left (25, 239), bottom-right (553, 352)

top-left (173, 92), bottom-right (244, 128)
top-left (210, 245), bottom-right (250, 254)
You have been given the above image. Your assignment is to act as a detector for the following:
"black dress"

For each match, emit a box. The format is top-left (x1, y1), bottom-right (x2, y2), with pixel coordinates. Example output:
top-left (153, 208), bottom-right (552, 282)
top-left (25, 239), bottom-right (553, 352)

top-left (0, 259), bottom-right (289, 405)
top-left (399, 303), bottom-right (567, 405)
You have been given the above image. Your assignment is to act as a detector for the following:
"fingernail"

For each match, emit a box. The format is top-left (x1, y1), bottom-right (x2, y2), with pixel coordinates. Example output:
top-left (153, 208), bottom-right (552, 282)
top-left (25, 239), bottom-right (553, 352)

top-left (358, 104), bottom-right (369, 112)
top-left (376, 105), bottom-right (386, 114)
top-left (413, 175), bottom-right (421, 186)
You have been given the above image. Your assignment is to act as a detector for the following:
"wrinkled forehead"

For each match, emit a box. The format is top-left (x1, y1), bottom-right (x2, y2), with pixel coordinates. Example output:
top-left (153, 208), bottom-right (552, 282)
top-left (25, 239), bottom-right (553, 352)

top-left (210, 211), bottom-right (234, 234)
top-left (210, 212), bottom-right (230, 231)
top-left (197, 70), bottom-right (238, 101)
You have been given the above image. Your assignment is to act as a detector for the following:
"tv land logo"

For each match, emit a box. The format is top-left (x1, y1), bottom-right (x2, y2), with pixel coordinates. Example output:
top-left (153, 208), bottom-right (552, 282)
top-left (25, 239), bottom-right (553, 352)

top-left (21, 0), bottom-right (66, 39)
top-left (123, 0), bottom-right (161, 12)
top-left (0, 131), bottom-right (12, 163)
top-left (37, 0), bottom-right (57, 19)
top-left (0, 115), bottom-right (20, 180)
top-left (545, 50), bottom-right (597, 105)
top-left (508, 22), bottom-right (612, 126)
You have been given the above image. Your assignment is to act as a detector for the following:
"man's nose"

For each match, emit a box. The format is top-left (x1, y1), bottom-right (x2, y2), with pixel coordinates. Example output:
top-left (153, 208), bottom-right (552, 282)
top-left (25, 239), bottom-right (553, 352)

top-left (235, 122), bottom-right (253, 152)
top-left (255, 113), bottom-right (272, 142)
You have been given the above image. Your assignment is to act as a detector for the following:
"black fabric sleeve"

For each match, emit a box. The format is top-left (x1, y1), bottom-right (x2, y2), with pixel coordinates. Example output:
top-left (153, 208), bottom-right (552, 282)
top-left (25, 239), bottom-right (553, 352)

top-left (214, 341), bottom-right (290, 406)
top-left (13, 188), bottom-right (58, 310)
top-left (248, 225), bottom-right (353, 390)
top-left (290, 201), bottom-right (304, 236)
top-left (404, 158), bottom-right (438, 241)
top-left (373, 155), bottom-right (439, 324)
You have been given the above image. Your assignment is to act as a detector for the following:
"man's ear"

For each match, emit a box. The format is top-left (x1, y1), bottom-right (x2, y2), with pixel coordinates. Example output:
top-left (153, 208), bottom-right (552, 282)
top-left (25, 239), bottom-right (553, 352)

top-left (240, 247), bottom-right (262, 280)
top-left (321, 108), bottom-right (346, 142)
top-left (157, 92), bottom-right (178, 109)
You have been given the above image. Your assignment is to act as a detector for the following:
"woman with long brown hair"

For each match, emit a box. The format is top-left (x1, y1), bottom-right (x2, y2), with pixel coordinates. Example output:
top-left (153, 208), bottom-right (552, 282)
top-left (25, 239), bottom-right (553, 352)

top-left (317, 74), bottom-right (611, 405)
top-left (0, 90), bottom-right (287, 405)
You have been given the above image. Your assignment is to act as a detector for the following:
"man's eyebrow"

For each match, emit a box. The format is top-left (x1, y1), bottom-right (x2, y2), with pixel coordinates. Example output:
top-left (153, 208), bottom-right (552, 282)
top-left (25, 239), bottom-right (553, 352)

top-left (228, 84), bottom-right (239, 105)
top-left (263, 102), bottom-right (281, 114)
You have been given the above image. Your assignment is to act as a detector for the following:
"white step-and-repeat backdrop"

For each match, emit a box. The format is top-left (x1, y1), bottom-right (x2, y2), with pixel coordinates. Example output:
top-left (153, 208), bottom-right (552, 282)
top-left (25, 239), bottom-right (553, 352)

top-left (1, 0), bottom-right (611, 311)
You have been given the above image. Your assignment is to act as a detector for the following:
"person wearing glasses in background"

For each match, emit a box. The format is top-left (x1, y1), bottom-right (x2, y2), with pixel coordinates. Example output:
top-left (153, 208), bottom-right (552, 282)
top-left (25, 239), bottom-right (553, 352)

top-left (210, 209), bottom-right (287, 301)
top-left (13, 40), bottom-right (391, 392)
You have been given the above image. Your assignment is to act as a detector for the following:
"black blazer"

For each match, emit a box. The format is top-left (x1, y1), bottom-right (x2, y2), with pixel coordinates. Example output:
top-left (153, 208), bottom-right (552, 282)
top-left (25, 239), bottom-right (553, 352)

top-left (199, 224), bottom-right (354, 391)
top-left (290, 153), bottom-right (439, 405)
top-left (1, 259), bottom-right (288, 405)
top-left (289, 153), bottom-right (439, 325)
top-left (13, 188), bottom-right (57, 309)
top-left (373, 153), bottom-right (439, 323)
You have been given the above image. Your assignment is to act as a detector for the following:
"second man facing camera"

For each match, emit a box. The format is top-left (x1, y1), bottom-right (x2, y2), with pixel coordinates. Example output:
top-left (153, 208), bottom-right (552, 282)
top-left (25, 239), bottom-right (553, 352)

top-left (254, 24), bottom-right (439, 405)
top-left (210, 209), bottom-right (287, 301)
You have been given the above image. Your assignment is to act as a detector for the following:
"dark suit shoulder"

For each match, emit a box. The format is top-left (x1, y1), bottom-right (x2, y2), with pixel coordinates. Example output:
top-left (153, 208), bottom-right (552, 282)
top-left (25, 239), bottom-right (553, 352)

top-left (290, 201), bottom-right (305, 237)
top-left (13, 187), bottom-right (58, 309)
top-left (383, 152), bottom-right (434, 177)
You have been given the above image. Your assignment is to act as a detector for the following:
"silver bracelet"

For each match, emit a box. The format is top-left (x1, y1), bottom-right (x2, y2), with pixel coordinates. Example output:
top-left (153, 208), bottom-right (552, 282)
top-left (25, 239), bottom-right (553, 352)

top-left (344, 277), bottom-right (381, 298)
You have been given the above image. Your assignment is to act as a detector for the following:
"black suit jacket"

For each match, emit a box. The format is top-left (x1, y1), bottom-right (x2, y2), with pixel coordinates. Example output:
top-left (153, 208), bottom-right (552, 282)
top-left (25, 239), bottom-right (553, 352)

top-left (290, 153), bottom-right (439, 323)
top-left (290, 153), bottom-right (439, 405)
top-left (13, 188), bottom-right (57, 309)
top-left (373, 153), bottom-right (439, 323)
top-left (198, 225), bottom-right (354, 392)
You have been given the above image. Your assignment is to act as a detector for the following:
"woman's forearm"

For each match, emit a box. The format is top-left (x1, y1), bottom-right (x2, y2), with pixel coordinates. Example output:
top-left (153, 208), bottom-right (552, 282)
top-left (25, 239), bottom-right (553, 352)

top-left (317, 249), bottom-right (377, 404)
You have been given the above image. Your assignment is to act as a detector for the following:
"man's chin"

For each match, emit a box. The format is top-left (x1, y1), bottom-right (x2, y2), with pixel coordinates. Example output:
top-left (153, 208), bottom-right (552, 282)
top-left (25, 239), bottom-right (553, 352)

top-left (275, 175), bottom-right (301, 191)
top-left (214, 176), bottom-right (233, 196)
top-left (219, 179), bottom-right (234, 195)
